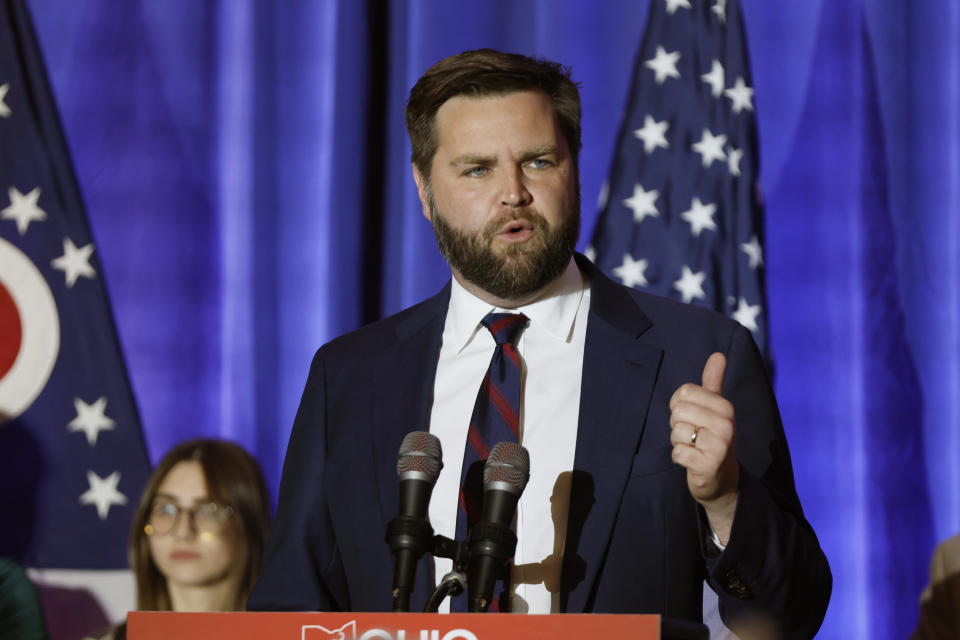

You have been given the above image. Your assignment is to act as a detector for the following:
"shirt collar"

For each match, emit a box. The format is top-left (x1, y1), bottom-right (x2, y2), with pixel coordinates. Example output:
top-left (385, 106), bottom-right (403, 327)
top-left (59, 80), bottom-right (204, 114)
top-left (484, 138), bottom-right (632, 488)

top-left (446, 257), bottom-right (586, 353)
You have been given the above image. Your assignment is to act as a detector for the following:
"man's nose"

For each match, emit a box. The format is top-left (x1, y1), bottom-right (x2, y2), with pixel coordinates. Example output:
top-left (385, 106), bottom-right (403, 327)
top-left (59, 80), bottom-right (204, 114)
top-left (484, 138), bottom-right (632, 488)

top-left (499, 166), bottom-right (532, 208)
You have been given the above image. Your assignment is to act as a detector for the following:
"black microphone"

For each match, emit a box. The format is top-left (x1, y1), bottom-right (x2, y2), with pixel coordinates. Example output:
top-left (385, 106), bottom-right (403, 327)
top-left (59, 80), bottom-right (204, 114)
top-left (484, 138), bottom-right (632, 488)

top-left (385, 431), bottom-right (443, 612)
top-left (467, 442), bottom-right (530, 612)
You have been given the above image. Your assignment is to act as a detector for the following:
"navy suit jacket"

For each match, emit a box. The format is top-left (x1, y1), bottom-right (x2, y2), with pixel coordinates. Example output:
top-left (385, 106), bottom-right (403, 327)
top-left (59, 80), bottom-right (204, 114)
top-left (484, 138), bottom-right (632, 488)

top-left (249, 256), bottom-right (831, 637)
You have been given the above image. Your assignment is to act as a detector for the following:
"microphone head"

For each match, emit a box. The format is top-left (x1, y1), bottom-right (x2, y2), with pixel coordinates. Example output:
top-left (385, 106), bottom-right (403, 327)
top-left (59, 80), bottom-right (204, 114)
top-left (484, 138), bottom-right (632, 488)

top-left (483, 442), bottom-right (530, 496)
top-left (396, 431), bottom-right (443, 483)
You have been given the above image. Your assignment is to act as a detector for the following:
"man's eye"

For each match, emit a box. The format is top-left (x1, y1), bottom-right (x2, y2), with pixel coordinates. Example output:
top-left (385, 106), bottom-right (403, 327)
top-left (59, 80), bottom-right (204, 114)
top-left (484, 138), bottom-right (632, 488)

top-left (464, 167), bottom-right (488, 177)
top-left (528, 158), bottom-right (552, 169)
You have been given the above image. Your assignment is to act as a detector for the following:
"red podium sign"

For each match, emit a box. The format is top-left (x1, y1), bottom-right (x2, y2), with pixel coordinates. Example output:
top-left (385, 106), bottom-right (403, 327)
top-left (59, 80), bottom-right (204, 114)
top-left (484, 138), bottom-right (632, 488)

top-left (127, 611), bottom-right (667, 640)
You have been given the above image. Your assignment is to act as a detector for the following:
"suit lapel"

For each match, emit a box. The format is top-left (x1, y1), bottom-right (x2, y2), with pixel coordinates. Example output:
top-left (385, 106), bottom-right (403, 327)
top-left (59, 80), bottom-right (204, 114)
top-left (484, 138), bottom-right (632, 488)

top-left (370, 285), bottom-right (450, 606)
top-left (562, 258), bottom-right (663, 612)
top-left (371, 284), bottom-right (451, 528)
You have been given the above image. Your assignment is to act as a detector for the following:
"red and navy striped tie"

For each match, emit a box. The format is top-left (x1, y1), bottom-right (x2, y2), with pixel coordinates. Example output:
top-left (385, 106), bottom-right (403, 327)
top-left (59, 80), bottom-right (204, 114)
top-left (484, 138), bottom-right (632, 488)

top-left (454, 312), bottom-right (527, 611)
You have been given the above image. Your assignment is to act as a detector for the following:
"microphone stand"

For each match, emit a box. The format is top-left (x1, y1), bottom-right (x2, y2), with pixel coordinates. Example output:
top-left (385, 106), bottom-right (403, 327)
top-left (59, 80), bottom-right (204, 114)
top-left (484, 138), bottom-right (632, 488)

top-left (422, 535), bottom-right (469, 612)
top-left (385, 515), bottom-right (435, 612)
top-left (423, 570), bottom-right (466, 612)
top-left (466, 522), bottom-right (517, 612)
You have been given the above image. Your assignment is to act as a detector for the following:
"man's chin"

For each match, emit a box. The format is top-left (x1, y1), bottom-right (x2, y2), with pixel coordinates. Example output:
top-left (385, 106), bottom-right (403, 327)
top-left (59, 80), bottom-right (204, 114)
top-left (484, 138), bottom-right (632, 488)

top-left (430, 203), bottom-right (579, 301)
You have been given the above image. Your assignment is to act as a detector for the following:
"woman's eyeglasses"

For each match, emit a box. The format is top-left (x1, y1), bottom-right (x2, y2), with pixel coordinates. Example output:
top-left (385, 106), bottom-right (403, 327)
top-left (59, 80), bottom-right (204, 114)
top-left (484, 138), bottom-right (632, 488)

top-left (144, 499), bottom-right (234, 536)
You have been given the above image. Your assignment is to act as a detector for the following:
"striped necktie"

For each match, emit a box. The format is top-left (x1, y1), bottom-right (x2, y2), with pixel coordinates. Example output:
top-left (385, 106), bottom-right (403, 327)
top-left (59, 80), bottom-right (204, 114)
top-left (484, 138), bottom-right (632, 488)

top-left (453, 312), bottom-right (527, 611)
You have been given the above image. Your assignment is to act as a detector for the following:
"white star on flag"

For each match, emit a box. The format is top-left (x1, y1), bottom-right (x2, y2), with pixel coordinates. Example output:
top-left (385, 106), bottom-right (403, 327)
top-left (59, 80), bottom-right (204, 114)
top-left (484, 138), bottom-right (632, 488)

top-left (589, 0), bottom-right (771, 358)
top-left (713, 0), bottom-right (728, 23)
top-left (79, 470), bottom-right (128, 520)
top-left (68, 396), bottom-right (117, 446)
top-left (597, 180), bottom-right (609, 209)
top-left (645, 46), bottom-right (681, 84)
top-left (0, 83), bottom-right (10, 118)
top-left (691, 128), bottom-right (728, 168)
top-left (51, 237), bottom-right (96, 287)
top-left (732, 297), bottom-right (762, 332)
top-left (725, 77), bottom-right (755, 113)
top-left (680, 197), bottom-right (717, 236)
top-left (633, 115), bottom-right (670, 154)
top-left (674, 266), bottom-right (706, 303)
top-left (727, 146), bottom-right (743, 177)
top-left (623, 183), bottom-right (660, 223)
top-left (2, 186), bottom-right (47, 235)
top-left (701, 60), bottom-right (725, 97)
top-left (613, 254), bottom-right (649, 288)
top-left (741, 235), bottom-right (764, 269)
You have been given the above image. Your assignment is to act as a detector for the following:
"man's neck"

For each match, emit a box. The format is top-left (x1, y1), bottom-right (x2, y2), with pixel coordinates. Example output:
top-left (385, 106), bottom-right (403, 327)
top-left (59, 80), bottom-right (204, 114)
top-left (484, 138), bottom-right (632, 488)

top-left (450, 256), bottom-right (581, 310)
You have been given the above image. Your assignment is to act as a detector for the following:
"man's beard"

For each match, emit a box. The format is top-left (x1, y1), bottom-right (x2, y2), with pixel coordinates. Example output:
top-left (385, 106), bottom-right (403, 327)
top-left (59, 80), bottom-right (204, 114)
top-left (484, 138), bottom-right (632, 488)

top-left (428, 190), bottom-right (580, 302)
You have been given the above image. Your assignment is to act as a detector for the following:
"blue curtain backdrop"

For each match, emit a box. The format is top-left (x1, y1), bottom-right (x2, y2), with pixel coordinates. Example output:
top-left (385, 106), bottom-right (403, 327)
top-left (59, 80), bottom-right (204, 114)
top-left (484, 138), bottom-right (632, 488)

top-left (19, 0), bottom-right (960, 637)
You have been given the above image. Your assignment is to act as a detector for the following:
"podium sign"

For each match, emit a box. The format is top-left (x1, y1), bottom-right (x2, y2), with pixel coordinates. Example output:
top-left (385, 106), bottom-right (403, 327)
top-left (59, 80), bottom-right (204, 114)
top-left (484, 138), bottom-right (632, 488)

top-left (127, 611), bottom-right (666, 640)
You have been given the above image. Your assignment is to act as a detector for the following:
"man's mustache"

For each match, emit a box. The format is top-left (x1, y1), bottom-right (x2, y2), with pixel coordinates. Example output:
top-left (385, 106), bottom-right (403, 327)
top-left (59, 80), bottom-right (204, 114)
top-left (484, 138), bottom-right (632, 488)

top-left (481, 208), bottom-right (547, 239)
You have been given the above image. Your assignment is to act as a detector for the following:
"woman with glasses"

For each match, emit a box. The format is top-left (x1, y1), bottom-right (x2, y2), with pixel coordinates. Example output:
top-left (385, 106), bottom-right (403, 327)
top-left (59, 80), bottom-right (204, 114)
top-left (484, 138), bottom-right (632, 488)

top-left (87, 439), bottom-right (270, 640)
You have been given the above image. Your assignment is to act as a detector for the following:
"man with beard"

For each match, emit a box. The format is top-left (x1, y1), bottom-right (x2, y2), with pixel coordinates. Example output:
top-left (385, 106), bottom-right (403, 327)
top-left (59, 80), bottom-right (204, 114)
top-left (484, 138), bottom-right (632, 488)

top-left (249, 49), bottom-right (831, 638)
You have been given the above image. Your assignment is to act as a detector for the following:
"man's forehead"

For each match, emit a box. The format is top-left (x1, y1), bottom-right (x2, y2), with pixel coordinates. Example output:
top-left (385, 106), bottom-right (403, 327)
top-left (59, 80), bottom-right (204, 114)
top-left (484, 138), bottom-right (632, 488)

top-left (432, 90), bottom-right (561, 154)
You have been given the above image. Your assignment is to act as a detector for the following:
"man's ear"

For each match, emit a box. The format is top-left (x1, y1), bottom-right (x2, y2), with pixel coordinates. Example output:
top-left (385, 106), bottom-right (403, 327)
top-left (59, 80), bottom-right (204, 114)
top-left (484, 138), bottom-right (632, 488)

top-left (412, 163), bottom-right (432, 222)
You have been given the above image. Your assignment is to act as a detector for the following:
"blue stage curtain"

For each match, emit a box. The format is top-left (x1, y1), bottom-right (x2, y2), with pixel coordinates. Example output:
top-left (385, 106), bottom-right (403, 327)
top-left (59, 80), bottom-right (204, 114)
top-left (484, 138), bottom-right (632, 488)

top-left (23, 0), bottom-right (960, 637)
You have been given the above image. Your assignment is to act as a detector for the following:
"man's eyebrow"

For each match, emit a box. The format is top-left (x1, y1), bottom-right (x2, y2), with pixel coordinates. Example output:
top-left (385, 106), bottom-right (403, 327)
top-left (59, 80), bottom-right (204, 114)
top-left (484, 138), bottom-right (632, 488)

top-left (449, 154), bottom-right (495, 167)
top-left (449, 145), bottom-right (561, 167)
top-left (520, 144), bottom-right (559, 160)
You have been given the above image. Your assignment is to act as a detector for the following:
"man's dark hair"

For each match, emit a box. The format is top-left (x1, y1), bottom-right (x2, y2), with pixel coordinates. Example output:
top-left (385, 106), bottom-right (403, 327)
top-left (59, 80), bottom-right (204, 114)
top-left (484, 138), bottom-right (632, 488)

top-left (405, 48), bottom-right (582, 179)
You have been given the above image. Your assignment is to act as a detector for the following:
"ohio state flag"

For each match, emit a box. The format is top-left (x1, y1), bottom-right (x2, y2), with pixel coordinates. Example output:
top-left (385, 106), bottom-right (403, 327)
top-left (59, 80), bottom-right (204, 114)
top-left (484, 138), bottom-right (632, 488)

top-left (0, 0), bottom-right (149, 571)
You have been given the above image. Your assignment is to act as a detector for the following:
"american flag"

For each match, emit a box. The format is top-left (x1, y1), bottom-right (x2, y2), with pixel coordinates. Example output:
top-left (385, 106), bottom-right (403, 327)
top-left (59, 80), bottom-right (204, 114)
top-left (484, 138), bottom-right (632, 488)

top-left (588, 0), bottom-right (769, 358)
top-left (0, 0), bottom-right (149, 621)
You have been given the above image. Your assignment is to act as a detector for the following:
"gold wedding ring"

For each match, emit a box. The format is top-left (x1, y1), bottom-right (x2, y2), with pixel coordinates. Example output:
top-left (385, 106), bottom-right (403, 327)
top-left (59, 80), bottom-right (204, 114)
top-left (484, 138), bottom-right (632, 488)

top-left (690, 426), bottom-right (702, 446)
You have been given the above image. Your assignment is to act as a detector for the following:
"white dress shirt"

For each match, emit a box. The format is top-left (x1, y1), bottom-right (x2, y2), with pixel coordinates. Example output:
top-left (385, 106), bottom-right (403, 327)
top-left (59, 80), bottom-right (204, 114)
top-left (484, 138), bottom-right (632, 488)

top-left (427, 258), bottom-right (591, 613)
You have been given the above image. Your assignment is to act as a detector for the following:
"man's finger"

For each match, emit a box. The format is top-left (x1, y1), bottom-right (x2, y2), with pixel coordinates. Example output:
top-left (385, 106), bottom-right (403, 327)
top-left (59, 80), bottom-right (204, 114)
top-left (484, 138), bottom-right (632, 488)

top-left (701, 352), bottom-right (726, 395)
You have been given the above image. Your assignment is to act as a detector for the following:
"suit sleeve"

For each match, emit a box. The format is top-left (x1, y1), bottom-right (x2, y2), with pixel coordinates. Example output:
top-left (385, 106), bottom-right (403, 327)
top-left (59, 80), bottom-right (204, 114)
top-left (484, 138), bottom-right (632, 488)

top-left (247, 349), bottom-right (347, 611)
top-left (701, 324), bottom-right (832, 639)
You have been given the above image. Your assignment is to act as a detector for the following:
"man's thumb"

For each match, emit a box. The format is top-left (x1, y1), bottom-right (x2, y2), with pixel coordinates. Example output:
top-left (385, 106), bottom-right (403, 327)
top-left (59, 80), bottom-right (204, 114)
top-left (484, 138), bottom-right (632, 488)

top-left (702, 352), bottom-right (726, 394)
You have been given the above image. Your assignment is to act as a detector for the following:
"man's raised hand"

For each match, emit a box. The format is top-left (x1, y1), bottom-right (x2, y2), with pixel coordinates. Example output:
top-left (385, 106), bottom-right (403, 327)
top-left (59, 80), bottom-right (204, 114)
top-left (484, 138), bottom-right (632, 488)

top-left (669, 352), bottom-right (740, 544)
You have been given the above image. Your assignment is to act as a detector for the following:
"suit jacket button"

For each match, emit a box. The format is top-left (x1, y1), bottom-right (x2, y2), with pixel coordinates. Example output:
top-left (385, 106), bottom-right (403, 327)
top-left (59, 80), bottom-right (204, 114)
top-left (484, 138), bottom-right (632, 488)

top-left (723, 569), bottom-right (753, 600)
